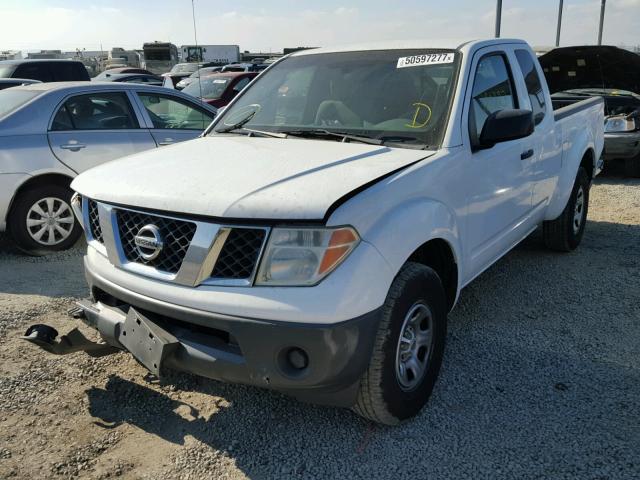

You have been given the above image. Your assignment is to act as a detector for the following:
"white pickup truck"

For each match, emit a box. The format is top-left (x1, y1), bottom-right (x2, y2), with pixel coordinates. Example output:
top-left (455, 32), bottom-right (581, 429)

top-left (25, 39), bottom-right (604, 425)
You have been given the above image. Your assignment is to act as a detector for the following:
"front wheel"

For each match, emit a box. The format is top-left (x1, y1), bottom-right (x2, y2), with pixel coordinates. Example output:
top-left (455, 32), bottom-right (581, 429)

top-left (543, 167), bottom-right (590, 252)
top-left (8, 185), bottom-right (81, 255)
top-left (353, 262), bottom-right (447, 425)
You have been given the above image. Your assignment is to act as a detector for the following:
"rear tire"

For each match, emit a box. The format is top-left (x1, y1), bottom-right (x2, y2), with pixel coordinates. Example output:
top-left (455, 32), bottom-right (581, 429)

top-left (624, 155), bottom-right (640, 178)
top-left (543, 167), bottom-right (590, 252)
top-left (353, 262), bottom-right (447, 425)
top-left (8, 185), bottom-right (81, 256)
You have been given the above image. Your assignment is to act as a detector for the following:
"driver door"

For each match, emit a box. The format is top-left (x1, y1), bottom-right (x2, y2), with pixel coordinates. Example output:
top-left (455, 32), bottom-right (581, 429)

top-left (464, 51), bottom-right (535, 277)
top-left (135, 92), bottom-right (216, 146)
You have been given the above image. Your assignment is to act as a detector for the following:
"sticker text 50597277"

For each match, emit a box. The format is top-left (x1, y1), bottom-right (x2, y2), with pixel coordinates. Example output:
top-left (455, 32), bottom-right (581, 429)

top-left (397, 53), bottom-right (455, 69)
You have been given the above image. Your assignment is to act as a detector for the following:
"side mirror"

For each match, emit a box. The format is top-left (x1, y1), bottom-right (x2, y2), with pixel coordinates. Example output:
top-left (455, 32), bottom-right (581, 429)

top-left (478, 109), bottom-right (534, 149)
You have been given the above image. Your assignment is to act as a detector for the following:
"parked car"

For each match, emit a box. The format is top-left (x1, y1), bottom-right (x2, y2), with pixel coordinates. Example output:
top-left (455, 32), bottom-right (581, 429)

top-left (182, 72), bottom-right (257, 108)
top-left (162, 63), bottom-right (200, 89)
top-left (175, 67), bottom-right (224, 90)
top-left (27, 39), bottom-right (603, 425)
top-left (0, 78), bottom-right (41, 90)
top-left (220, 62), bottom-right (269, 73)
top-left (93, 67), bottom-right (155, 80)
top-left (0, 82), bottom-right (217, 254)
top-left (0, 60), bottom-right (90, 82)
top-left (97, 73), bottom-right (164, 86)
top-left (539, 45), bottom-right (640, 176)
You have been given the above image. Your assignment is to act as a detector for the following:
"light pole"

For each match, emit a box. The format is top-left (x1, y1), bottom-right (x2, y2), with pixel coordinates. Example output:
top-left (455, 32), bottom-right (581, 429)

top-left (555, 0), bottom-right (564, 47)
top-left (597, 0), bottom-right (606, 45)
top-left (495, 0), bottom-right (503, 38)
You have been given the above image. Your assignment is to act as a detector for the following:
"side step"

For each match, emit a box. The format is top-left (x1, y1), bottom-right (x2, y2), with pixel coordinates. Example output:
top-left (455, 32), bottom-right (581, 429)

top-left (21, 324), bottom-right (119, 358)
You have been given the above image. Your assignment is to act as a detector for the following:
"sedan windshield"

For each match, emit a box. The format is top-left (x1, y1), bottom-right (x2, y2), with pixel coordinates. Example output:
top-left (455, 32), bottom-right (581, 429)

top-left (0, 65), bottom-right (17, 78)
top-left (0, 89), bottom-right (40, 118)
top-left (171, 63), bottom-right (199, 74)
top-left (183, 77), bottom-right (230, 99)
top-left (211, 49), bottom-right (460, 148)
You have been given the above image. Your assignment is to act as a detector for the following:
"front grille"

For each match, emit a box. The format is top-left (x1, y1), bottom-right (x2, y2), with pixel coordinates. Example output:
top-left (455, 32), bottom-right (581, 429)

top-left (116, 209), bottom-right (197, 274)
top-left (88, 200), bottom-right (103, 243)
top-left (211, 228), bottom-right (266, 279)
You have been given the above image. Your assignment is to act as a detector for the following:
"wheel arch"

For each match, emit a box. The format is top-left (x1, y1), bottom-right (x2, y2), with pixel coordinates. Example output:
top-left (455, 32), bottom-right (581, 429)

top-left (7, 173), bottom-right (75, 224)
top-left (406, 238), bottom-right (459, 312)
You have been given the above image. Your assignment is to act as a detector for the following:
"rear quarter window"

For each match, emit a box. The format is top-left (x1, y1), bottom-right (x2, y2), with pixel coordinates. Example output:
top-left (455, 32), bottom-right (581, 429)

top-left (13, 63), bottom-right (53, 82)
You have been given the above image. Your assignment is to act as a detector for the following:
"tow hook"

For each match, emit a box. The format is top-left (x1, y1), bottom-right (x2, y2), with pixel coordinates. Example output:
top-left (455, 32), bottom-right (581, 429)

top-left (21, 324), bottom-right (118, 357)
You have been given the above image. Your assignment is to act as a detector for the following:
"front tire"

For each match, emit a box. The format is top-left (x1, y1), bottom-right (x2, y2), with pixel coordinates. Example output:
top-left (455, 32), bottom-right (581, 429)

top-left (353, 262), bottom-right (447, 425)
top-left (543, 167), bottom-right (590, 252)
top-left (8, 185), bottom-right (81, 255)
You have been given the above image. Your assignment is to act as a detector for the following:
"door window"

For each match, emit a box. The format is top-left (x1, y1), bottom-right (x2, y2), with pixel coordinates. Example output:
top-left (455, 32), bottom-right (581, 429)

top-left (515, 49), bottom-right (547, 125)
top-left (50, 92), bottom-right (138, 131)
top-left (137, 93), bottom-right (214, 130)
top-left (469, 54), bottom-right (517, 141)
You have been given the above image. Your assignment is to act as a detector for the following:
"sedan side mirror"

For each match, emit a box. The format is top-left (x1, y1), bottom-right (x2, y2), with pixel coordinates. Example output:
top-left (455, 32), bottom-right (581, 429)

top-left (478, 109), bottom-right (534, 149)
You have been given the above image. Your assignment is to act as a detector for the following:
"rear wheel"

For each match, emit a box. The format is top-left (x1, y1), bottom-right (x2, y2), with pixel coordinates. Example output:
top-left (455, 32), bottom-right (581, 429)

top-left (624, 155), bottom-right (640, 178)
top-left (353, 262), bottom-right (447, 425)
top-left (8, 185), bottom-right (81, 255)
top-left (543, 167), bottom-right (590, 252)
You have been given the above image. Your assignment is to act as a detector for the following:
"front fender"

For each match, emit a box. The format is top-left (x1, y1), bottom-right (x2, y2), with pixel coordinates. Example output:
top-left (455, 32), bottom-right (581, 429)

top-left (358, 197), bottom-right (462, 301)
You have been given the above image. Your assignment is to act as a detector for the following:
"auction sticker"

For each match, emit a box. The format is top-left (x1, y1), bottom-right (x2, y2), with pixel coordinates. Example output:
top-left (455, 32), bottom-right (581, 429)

top-left (397, 53), bottom-right (455, 68)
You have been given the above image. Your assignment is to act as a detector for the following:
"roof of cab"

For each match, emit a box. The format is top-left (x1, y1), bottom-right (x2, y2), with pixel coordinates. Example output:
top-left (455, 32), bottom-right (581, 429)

top-left (289, 38), bottom-right (528, 56)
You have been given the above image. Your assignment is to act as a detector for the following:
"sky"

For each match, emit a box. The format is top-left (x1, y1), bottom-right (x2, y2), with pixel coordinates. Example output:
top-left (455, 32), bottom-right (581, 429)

top-left (0, 0), bottom-right (639, 53)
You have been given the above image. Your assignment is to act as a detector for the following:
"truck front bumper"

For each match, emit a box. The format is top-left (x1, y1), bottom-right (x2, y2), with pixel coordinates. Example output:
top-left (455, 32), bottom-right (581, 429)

top-left (77, 265), bottom-right (381, 407)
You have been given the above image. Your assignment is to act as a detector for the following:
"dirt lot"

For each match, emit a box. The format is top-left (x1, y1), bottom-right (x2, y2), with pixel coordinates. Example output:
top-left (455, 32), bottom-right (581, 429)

top-left (0, 175), bottom-right (639, 480)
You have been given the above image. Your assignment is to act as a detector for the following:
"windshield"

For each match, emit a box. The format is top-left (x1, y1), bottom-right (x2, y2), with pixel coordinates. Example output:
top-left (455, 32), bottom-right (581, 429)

top-left (0, 65), bottom-right (17, 78)
top-left (171, 63), bottom-right (199, 74)
top-left (211, 49), bottom-right (460, 148)
top-left (183, 76), bottom-right (230, 99)
top-left (0, 89), bottom-right (40, 118)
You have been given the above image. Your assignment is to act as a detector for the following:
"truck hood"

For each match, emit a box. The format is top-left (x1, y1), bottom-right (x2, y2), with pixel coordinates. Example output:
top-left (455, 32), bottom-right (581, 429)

top-left (72, 136), bottom-right (434, 220)
top-left (539, 46), bottom-right (640, 95)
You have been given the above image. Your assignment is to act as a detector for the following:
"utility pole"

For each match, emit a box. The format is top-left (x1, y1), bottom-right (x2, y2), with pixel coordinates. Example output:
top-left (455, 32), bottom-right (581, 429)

top-left (555, 0), bottom-right (564, 47)
top-left (597, 0), bottom-right (606, 45)
top-left (495, 0), bottom-right (502, 38)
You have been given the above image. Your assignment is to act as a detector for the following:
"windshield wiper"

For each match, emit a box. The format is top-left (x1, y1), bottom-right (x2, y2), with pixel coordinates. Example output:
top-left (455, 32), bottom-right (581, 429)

top-left (281, 129), bottom-right (383, 145)
top-left (215, 112), bottom-right (286, 138)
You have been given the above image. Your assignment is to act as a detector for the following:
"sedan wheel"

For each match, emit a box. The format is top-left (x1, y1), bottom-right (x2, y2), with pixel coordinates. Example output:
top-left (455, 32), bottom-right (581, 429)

top-left (8, 185), bottom-right (82, 255)
top-left (26, 197), bottom-right (75, 246)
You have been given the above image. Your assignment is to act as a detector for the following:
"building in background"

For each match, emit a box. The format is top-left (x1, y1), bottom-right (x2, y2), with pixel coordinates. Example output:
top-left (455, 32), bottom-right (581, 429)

top-left (0, 50), bottom-right (22, 61)
top-left (27, 50), bottom-right (63, 59)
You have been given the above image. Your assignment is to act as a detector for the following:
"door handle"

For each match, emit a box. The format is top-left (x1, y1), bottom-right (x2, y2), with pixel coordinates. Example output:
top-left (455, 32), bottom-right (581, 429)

top-left (59, 143), bottom-right (87, 151)
top-left (520, 149), bottom-right (534, 160)
top-left (158, 138), bottom-right (174, 146)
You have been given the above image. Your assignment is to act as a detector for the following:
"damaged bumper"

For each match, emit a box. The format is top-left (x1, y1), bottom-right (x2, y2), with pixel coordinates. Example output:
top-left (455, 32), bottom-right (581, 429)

top-left (22, 284), bottom-right (381, 409)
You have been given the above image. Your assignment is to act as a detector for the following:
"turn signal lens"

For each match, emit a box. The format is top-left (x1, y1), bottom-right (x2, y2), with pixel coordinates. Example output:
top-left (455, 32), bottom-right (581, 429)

top-left (256, 226), bottom-right (360, 286)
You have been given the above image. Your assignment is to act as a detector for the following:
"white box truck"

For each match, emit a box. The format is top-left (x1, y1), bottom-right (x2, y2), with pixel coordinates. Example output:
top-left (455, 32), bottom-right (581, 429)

top-left (180, 45), bottom-right (240, 65)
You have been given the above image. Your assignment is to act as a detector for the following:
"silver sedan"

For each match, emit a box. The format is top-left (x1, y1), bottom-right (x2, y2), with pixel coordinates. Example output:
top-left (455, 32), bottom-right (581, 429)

top-left (0, 82), bottom-right (217, 254)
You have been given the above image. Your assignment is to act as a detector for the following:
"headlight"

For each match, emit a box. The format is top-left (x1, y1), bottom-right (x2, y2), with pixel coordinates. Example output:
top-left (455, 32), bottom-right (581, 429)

top-left (604, 115), bottom-right (636, 133)
top-left (70, 193), bottom-right (84, 231)
top-left (256, 226), bottom-right (360, 286)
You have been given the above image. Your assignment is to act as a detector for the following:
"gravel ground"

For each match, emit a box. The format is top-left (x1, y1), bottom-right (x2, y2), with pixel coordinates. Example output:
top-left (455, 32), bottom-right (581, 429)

top-left (0, 175), bottom-right (639, 480)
